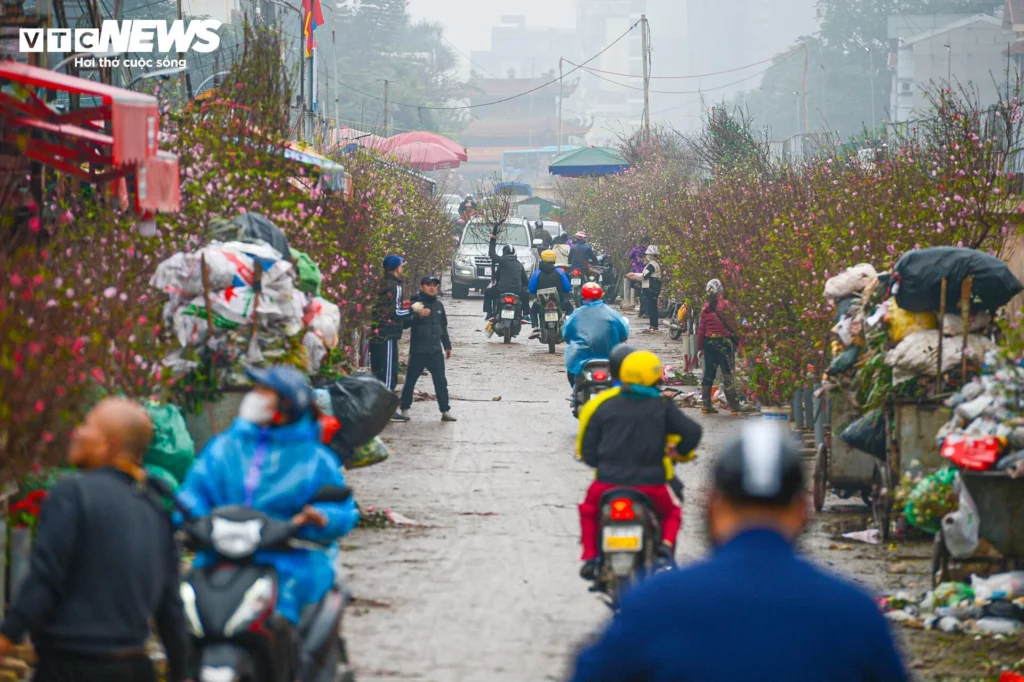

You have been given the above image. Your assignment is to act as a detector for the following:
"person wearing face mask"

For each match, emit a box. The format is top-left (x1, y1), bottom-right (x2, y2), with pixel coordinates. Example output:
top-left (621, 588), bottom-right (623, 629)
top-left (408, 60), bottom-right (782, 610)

top-left (175, 366), bottom-right (360, 629)
top-left (569, 422), bottom-right (910, 682)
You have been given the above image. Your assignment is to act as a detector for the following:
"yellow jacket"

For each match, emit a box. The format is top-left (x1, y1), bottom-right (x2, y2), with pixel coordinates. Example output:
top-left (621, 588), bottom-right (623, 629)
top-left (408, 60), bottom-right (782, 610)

top-left (575, 386), bottom-right (693, 480)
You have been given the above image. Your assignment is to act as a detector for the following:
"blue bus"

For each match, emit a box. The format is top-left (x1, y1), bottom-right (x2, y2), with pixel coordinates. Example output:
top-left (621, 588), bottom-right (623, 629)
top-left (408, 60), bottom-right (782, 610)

top-left (500, 146), bottom-right (579, 187)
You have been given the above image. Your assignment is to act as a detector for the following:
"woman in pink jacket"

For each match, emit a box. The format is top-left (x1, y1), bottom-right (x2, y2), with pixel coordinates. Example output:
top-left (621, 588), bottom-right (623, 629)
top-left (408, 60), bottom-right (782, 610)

top-left (697, 279), bottom-right (743, 414)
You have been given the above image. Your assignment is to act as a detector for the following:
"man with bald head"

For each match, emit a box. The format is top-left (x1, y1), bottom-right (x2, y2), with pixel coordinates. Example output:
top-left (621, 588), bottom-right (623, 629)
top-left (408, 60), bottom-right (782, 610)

top-left (0, 398), bottom-right (190, 682)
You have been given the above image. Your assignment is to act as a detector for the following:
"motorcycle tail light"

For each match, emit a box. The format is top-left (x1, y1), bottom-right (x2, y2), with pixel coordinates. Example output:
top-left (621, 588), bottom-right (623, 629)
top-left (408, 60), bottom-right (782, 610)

top-left (592, 370), bottom-right (608, 382)
top-left (546, 301), bottom-right (557, 309)
top-left (572, 269), bottom-right (581, 277)
top-left (503, 295), bottom-right (516, 304)
top-left (609, 498), bottom-right (635, 521)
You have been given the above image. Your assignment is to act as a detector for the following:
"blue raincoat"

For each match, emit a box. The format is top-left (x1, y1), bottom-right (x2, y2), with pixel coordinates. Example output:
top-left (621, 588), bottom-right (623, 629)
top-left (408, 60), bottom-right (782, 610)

top-left (564, 300), bottom-right (630, 375)
top-left (176, 416), bottom-right (360, 625)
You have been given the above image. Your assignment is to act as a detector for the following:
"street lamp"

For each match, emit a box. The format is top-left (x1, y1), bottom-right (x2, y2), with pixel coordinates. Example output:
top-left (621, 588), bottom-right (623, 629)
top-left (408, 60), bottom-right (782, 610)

top-left (126, 65), bottom-right (187, 91)
top-left (261, 0), bottom-right (306, 138)
top-left (319, 2), bottom-right (340, 136)
top-left (195, 70), bottom-right (231, 96)
top-left (792, 90), bottom-right (800, 138)
top-left (944, 43), bottom-right (952, 84)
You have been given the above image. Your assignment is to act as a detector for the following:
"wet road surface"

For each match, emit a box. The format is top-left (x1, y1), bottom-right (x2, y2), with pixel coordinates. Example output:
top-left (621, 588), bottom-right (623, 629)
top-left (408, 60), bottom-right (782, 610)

top-left (342, 292), bottom-right (737, 682)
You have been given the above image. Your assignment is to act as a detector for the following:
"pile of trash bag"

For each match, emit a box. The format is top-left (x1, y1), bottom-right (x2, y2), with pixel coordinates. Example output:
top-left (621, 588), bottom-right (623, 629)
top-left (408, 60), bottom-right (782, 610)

top-left (149, 212), bottom-right (343, 381)
top-left (313, 373), bottom-right (398, 469)
top-left (879, 572), bottom-right (1024, 636)
top-left (936, 350), bottom-right (1024, 479)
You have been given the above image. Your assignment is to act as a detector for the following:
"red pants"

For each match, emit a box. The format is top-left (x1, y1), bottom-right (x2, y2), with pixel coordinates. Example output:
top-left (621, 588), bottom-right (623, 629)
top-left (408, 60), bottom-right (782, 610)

top-left (578, 481), bottom-right (682, 561)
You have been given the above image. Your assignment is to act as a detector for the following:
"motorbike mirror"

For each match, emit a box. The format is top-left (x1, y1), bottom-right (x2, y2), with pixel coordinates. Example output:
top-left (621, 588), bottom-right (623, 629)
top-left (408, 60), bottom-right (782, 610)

top-left (309, 485), bottom-right (353, 504)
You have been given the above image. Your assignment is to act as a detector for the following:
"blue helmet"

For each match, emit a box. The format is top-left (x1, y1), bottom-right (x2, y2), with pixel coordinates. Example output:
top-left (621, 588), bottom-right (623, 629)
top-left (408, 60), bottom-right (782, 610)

top-left (245, 366), bottom-right (313, 423)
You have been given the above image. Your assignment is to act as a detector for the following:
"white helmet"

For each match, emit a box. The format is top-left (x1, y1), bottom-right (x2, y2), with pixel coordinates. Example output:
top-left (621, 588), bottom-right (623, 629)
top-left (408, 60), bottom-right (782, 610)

top-left (645, 245), bottom-right (659, 256)
top-left (706, 278), bottom-right (724, 296)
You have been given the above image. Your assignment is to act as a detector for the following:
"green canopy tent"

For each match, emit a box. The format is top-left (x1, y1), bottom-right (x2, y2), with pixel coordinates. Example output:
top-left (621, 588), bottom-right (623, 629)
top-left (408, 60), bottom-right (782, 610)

top-left (548, 146), bottom-right (629, 177)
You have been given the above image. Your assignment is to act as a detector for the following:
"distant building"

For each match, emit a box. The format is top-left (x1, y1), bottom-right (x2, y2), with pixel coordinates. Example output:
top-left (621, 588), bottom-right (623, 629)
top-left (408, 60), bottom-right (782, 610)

top-left (469, 15), bottom-right (579, 80)
top-left (889, 12), bottom-right (1016, 123)
top-left (573, 0), bottom-right (646, 143)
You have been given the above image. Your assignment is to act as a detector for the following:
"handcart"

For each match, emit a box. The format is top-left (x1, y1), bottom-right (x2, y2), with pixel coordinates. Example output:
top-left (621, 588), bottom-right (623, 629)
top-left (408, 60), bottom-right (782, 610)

top-left (932, 472), bottom-right (1024, 587)
top-left (812, 394), bottom-right (877, 514)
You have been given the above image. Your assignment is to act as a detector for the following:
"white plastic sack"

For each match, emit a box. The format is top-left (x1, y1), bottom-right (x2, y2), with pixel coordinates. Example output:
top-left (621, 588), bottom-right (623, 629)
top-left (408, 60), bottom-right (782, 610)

top-left (941, 473), bottom-right (980, 559)
top-left (824, 263), bottom-right (878, 300)
top-left (303, 331), bottom-right (327, 374)
top-left (866, 300), bottom-right (890, 329)
top-left (971, 571), bottom-right (1024, 605)
top-left (179, 284), bottom-right (305, 336)
top-left (150, 241), bottom-right (293, 297)
top-left (303, 297), bottom-right (342, 349)
top-left (942, 312), bottom-right (993, 336)
top-left (832, 317), bottom-right (854, 346)
top-left (885, 330), bottom-right (996, 385)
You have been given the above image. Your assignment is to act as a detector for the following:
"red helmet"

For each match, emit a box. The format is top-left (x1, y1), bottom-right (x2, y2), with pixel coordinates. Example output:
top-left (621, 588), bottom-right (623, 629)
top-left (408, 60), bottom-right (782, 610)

top-left (581, 282), bottom-right (604, 302)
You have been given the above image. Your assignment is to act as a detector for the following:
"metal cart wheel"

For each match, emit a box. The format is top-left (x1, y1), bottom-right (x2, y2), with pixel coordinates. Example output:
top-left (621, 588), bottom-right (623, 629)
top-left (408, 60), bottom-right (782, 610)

top-left (813, 442), bottom-right (829, 513)
top-left (872, 462), bottom-right (893, 542)
top-left (932, 530), bottom-right (950, 589)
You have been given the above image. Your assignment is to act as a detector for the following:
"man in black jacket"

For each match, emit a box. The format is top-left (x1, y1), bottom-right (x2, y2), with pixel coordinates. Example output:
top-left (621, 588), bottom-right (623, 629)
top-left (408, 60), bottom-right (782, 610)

top-left (484, 232), bottom-right (529, 327)
top-left (370, 254), bottom-right (427, 394)
top-left (532, 220), bottom-right (553, 251)
top-left (0, 398), bottom-right (189, 682)
top-left (395, 275), bottom-right (456, 422)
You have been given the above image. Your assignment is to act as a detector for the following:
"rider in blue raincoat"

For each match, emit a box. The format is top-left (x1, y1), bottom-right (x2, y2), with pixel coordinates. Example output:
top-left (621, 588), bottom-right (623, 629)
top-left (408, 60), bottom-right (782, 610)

top-left (563, 282), bottom-right (630, 387)
top-left (176, 366), bottom-right (360, 625)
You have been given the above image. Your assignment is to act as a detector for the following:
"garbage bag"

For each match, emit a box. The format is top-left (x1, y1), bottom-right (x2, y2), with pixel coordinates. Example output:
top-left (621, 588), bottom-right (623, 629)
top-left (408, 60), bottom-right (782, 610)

top-left (179, 283), bottom-right (306, 337)
top-left (143, 402), bottom-right (196, 482)
top-left (349, 436), bottom-right (391, 469)
top-left (940, 434), bottom-right (1004, 471)
top-left (884, 330), bottom-right (996, 385)
top-left (291, 248), bottom-right (322, 296)
top-left (325, 373), bottom-right (400, 448)
top-left (942, 472), bottom-right (980, 559)
top-left (942, 311), bottom-right (992, 336)
top-left (888, 301), bottom-right (937, 343)
top-left (303, 331), bottom-right (327, 374)
top-left (208, 212), bottom-right (291, 260)
top-left (904, 467), bottom-right (958, 534)
top-left (150, 242), bottom-right (293, 298)
top-left (892, 247), bottom-right (1024, 313)
top-left (304, 297), bottom-right (341, 349)
top-left (824, 263), bottom-right (878, 300)
top-left (839, 409), bottom-right (887, 461)
top-left (827, 345), bottom-right (860, 376)
top-left (971, 571), bottom-right (1024, 605)
top-left (834, 295), bottom-right (858, 324)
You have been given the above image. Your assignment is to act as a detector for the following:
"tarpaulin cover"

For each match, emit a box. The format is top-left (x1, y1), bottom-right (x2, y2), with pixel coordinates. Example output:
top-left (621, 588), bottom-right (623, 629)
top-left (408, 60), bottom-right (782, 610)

top-left (208, 212), bottom-right (291, 259)
top-left (893, 247), bottom-right (1023, 313)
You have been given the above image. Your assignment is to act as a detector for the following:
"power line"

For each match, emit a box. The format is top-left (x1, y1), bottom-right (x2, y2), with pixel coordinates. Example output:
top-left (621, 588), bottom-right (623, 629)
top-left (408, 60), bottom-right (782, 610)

top-left (437, 33), bottom-right (502, 81)
top-left (578, 45), bottom-right (802, 80)
top-left (334, 19), bottom-right (640, 112)
top-left (567, 52), bottom-right (796, 95)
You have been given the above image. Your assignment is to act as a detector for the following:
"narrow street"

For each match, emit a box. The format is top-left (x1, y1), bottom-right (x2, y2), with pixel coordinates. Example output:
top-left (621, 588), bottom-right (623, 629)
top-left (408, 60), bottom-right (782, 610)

top-left (341, 292), bottom-right (747, 682)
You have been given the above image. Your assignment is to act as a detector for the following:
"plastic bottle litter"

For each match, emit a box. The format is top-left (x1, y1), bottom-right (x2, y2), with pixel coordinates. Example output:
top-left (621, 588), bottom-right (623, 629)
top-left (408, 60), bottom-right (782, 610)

top-left (936, 605), bottom-right (983, 620)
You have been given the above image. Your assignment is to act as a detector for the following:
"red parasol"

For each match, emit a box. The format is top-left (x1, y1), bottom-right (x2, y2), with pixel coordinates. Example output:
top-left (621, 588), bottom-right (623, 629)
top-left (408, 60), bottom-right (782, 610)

top-left (385, 131), bottom-right (468, 161)
top-left (388, 141), bottom-right (462, 171)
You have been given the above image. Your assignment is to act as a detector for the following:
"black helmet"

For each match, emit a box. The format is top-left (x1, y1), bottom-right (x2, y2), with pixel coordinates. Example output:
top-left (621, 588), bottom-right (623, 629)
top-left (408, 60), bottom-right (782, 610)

top-left (609, 343), bottom-right (637, 381)
top-left (534, 220), bottom-right (544, 229)
top-left (713, 422), bottom-right (805, 507)
top-left (502, 244), bottom-right (515, 256)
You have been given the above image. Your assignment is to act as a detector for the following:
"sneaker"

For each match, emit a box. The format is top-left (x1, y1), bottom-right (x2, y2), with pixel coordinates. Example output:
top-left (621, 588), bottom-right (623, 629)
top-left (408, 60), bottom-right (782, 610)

top-left (654, 543), bottom-right (676, 571)
top-left (391, 410), bottom-right (410, 422)
top-left (529, 329), bottom-right (541, 339)
top-left (579, 559), bottom-right (600, 580)
top-left (441, 412), bottom-right (457, 422)
top-left (701, 406), bottom-right (719, 415)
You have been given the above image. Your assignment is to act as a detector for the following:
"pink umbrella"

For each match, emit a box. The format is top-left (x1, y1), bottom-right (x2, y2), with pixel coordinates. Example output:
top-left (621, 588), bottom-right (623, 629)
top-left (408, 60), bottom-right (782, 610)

top-left (388, 141), bottom-right (462, 171)
top-left (385, 131), bottom-right (468, 162)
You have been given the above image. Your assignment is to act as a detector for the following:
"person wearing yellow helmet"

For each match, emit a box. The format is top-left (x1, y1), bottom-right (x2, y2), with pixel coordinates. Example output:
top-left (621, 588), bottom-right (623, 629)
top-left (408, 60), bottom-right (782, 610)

top-left (527, 249), bottom-right (573, 336)
top-left (576, 349), bottom-right (703, 579)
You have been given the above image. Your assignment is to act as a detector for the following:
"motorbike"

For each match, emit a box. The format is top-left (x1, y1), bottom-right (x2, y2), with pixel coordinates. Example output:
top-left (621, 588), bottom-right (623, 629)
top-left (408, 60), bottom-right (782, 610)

top-left (179, 486), bottom-right (356, 682)
top-left (591, 488), bottom-right (664, 609)
top-left (594, 257), bottom-right (619, 304)
top-left (568, 267), bottom-right (585, 306)
top-left (493, 292), bottom-right (523, 344)
top-left (535, 287), bottom-right (564, 354)
top-left (667, 298), bottom-right (691, 341)
top-left (572, 358), bottom-right (613, 418)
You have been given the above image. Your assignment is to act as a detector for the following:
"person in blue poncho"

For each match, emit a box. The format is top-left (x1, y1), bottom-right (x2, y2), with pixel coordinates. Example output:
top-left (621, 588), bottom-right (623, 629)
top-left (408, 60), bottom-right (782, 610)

top-left (176, 366), bottom-right (360, 626)
top-left (563, 282), bottom-right (630, 388)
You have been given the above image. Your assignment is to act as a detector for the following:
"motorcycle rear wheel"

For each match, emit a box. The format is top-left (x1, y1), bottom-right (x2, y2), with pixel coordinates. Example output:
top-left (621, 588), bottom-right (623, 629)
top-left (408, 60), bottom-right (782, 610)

top-left (503, 327), bottom-right (512, 344)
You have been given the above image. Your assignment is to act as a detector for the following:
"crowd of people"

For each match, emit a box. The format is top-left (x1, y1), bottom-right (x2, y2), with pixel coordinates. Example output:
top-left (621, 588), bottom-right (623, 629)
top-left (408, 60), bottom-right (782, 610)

top-left (0, 247), bottom-right (911, 682)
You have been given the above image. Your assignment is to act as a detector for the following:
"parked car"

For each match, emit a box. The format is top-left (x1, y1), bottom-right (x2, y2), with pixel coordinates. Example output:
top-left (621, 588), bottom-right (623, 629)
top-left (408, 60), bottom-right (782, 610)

top-left (451, 219), bottom-right (538, 299)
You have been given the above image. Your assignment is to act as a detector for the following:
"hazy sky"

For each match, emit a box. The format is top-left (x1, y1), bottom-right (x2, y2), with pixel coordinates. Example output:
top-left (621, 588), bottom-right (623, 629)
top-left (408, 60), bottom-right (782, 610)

top-left (406, 0), bottom-right (577, 58)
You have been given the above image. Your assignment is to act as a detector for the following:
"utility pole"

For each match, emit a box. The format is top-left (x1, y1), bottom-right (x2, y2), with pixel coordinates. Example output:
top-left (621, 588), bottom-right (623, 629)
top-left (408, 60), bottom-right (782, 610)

top-left (557, 58), bottom-right (563, 154)
top-left (382, 79), bottom-right (389, 136)
top-left (641, 13), bottom-right (650, 142)
top-left (177, 0), bottom-right (185, 99)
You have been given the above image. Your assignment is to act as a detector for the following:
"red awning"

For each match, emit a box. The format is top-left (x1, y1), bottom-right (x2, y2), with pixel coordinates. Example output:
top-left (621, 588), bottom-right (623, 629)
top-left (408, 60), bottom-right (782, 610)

top-left (0, 61), bottom-right (179, 212)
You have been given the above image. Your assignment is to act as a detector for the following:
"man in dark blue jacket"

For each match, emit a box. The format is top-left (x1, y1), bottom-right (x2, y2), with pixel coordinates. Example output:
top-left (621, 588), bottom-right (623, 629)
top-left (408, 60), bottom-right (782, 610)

top-left (569, 421), bottom-right (910, 682)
